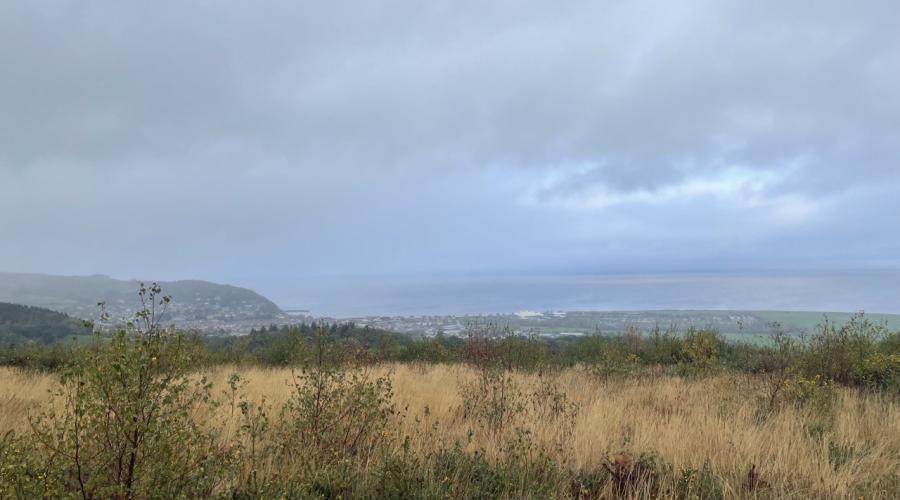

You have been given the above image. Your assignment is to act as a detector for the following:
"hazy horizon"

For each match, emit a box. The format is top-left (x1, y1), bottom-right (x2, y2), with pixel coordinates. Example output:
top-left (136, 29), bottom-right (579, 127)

top-left (7, 268), bottom-right (900, 318)
top-left (212, 269), bottom-right (900, 317)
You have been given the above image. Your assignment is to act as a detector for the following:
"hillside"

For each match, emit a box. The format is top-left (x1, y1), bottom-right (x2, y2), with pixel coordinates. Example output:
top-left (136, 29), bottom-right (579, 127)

top-left (0, 273), bottom-right (283, 324)
top-left (0, 302), bottom-right (92, 345)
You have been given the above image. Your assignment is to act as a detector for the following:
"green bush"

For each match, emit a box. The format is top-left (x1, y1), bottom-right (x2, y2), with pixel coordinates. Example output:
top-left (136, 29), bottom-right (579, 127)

top-left (0, 342), bottom-right (74, 371)
top-left (266, 328), bottom-right (396, 484)
top-left (14, 284), bottom-right (233, 499)
top-left (679, 329), bottom-right (723, 375)
top-left (801, 314), bottom-right (886, 387)
top-left (855, 352), bottom-right (900, 392)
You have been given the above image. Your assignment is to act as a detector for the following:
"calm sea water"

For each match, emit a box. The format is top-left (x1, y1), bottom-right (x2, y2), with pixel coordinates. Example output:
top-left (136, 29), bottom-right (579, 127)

top-left (253, 270), bottom-right (900, 318)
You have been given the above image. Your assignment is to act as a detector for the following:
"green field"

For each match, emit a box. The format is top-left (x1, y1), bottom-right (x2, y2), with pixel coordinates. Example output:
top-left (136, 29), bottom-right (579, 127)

top-left (749, 310), bottom-right (900, 332)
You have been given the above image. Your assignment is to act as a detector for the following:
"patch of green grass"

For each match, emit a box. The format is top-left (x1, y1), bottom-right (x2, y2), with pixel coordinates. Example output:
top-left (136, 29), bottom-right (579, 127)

top-left (751, 311), bottom-right (900, 333)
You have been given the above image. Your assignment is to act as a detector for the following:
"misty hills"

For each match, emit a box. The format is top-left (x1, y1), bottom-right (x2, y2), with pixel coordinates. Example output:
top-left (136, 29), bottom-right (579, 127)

top-left (0, 273), bottom-right (282, 323)
top-left (0, 302), bottom-right (92, 345)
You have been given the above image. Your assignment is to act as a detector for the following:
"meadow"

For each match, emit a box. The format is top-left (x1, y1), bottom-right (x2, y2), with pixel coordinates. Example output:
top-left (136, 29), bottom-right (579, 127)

top-left (1, 287), bottom-right (898, 498)
top-left (2, 363), bottom-right (899, 498)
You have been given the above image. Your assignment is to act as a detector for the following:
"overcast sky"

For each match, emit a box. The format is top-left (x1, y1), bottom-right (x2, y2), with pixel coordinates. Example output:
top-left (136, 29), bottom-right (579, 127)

top-left (2, 0), bottom-right (899, 286)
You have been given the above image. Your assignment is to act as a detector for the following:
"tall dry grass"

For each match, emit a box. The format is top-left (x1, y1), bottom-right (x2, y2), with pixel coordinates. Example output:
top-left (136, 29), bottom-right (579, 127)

top-left (2, 364), bottom-right (898, 498)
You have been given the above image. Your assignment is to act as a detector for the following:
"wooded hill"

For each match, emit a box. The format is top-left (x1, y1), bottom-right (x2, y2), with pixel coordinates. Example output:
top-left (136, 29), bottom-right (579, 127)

top-left (0, 302), bottom-right (91, 345)
top-left (0, 272), bottom-right (282, 323)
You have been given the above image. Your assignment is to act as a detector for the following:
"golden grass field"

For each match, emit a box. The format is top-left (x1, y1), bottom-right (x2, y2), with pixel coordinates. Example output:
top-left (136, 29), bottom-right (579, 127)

top-left (2, 364), bottom-right (899, 498)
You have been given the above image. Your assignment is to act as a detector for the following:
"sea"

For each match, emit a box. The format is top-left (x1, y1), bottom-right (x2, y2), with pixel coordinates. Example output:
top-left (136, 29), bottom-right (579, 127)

top-left (250, 269), bottom-right (900, 318)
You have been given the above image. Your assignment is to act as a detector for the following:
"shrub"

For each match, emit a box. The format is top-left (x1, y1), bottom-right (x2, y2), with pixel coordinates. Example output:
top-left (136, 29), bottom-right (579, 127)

top-left (758, 326), bottom-right (799, 413)
top-left (23, 284), bottom-right (233, 499)
top-left (274, 328), bottom-right (396, 475)
top-left (642, 327), bottom-right (683, 366)
top-left (855, 352), bottom-right (900, 392)
top-left (679, 329), bottom-right (723, 375)
top-left (460, 324), bottom-right (577, 440)
top-left (783, 374), bottom-right (837, 416)
top-left (460, 366), bottom-right (525, 436)
top-left (801, 314), bottom-right (887, 388)
top-left (1, 429), bottom-right (65, 498)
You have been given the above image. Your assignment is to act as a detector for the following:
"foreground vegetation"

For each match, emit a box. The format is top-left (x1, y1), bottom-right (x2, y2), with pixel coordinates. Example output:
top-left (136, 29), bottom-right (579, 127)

top-left (1, 285), bottom-right (899, 498)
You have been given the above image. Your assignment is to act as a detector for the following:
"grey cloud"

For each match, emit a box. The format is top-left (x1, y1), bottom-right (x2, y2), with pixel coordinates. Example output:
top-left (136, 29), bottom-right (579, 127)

top-left (1, 0), bottom-right (898, 282)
